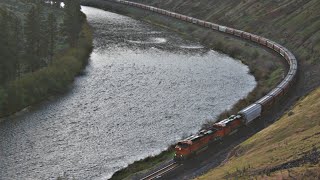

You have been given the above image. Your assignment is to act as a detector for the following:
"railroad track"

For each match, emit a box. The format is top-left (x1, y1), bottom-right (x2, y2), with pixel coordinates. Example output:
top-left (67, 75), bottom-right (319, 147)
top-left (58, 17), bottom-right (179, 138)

top-left (108, 0), bottom-right (298, 179)
top-left (140, 162), bottom-right (180, 180)
top-left (113, 0), bottom-right (298, 125)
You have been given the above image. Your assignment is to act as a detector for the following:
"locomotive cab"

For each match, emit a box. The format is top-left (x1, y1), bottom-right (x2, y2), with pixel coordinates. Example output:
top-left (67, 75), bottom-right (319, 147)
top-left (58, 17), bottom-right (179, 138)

top-left (174, 141), bottom-right (191, 162)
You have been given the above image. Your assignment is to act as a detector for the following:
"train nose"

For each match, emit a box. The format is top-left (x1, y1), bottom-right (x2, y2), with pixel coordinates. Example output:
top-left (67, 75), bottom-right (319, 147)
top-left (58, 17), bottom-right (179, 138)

top-left (173, 154), bottom-right (184, 162)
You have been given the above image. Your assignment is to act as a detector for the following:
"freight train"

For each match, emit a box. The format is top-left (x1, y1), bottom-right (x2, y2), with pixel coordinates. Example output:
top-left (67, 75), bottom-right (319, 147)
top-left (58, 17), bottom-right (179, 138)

top-left (113, 0), bottom-right (298, 161)
top-left (174, 115), bottom-right (243, 161)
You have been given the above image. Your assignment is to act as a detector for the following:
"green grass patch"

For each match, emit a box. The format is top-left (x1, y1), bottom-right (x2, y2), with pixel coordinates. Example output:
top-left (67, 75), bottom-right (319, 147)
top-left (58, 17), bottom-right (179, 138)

top-left (266, 67), bottom-right (283, 87)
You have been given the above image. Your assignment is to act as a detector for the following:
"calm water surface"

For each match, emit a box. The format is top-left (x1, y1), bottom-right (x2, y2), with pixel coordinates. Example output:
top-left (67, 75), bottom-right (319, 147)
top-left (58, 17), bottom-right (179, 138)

top-left (0, 6), bottom-right (256, 179)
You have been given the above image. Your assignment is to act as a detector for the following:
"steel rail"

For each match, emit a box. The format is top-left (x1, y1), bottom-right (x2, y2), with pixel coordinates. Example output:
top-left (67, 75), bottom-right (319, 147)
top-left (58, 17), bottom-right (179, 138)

top-left (140, 162), bottom-right (180, 180)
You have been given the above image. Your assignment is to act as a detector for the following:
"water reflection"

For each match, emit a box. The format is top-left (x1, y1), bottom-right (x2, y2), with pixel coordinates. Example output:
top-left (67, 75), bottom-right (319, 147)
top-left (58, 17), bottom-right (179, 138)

top-left (0, 6), bottom-right (256, 180)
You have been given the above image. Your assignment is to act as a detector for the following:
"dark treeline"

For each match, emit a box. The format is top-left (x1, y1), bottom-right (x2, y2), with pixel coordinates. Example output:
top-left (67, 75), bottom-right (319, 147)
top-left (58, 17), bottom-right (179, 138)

top-left (0, 0), bottom-right (93, 116)
top-left (1, 0), bottom-right (83, 83)
top-left (0, 8), bottom-right (21, 85)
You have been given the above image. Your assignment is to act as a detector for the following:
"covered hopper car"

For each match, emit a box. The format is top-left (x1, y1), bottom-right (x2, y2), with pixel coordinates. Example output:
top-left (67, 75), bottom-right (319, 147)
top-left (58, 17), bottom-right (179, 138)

top-left (115, 0), bottom-right (298, 162)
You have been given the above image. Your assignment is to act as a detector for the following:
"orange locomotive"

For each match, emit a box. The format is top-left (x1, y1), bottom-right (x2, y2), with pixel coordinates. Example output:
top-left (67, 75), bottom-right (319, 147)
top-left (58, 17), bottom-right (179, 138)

top-left (116, 0), bottom-right (298, 163)
top-left (174, 115), bottom-right (243, 161)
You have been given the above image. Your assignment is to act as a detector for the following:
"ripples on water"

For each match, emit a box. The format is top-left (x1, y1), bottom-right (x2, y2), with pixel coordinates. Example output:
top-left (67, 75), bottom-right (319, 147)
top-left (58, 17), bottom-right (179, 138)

top-left (0, 6), bottom-right (256, 179)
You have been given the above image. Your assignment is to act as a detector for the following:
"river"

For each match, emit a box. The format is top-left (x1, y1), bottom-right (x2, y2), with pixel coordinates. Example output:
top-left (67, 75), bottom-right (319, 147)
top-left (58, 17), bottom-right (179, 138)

top-left (0, 6), bottom-right (256, 180)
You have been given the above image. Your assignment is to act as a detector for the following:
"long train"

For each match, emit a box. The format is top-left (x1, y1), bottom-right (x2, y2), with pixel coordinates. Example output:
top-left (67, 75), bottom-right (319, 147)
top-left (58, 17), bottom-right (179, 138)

top-left (113, 0), bottom-right (298, 161)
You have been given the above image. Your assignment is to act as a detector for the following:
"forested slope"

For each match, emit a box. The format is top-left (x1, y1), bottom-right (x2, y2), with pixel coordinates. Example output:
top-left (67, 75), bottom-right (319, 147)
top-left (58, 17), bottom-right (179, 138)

top-left (0, 0), bottom-right (93, 117)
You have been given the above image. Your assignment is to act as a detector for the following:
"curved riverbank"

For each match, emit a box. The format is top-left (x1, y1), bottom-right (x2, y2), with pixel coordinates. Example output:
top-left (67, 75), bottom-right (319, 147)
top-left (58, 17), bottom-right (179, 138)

top-left (78, 1), bottom-right (291, 180)
top-left (0, 6), bottom-right (256, 179)
top-left (81, 0), bottom-right (285, 120)
top-left (0, 20), bottom-right (93, 118)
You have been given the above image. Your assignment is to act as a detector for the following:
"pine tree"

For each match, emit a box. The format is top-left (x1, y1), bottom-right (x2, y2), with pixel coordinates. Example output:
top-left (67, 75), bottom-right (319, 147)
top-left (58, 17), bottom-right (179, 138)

top-left (63, 0), bottom-right (82, 46)
top-left (39, 14), bottom-right (50, 65)
top-left (0, 10), bottom-right (10, 84)
top-left (47, 13), bottom-right (57, 61)
top-left (12, 16), bottom-right (23, 78)
top-left (0, 9), bottom-right (20, 84)
top-left (53, 0), bottom-right (62, 8)
top-left (24, 4), bottom-right (42, 72)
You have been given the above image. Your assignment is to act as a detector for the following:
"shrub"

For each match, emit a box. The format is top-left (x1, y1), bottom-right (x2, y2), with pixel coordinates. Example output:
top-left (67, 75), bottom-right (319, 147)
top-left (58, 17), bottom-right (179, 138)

top-left (0, 87), bottom-right (7, 112)
top-left (251, 49), bottom-right (260, 59)
top-left (229, 46), bottom-right (242, 58)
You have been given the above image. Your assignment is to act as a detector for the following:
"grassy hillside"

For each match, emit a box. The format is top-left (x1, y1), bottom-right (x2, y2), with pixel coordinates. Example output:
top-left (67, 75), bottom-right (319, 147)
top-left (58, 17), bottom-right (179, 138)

top-left (79, 0), bottom-right (320, 179)
top-left (123, 2), bottom-right (320, 177)
top-left (132, 0), bottom-right (320, 93)
top-left (197, 87), bottom-right (320, 179)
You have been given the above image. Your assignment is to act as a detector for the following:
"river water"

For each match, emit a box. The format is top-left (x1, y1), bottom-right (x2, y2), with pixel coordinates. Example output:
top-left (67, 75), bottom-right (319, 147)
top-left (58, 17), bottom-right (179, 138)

top-left (0, 6), bottom-right (256, 180)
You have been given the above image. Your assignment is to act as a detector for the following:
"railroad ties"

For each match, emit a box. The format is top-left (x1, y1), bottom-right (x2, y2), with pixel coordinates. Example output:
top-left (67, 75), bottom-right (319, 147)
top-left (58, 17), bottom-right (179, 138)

top-left (140, 162), bottom-right (180, 180)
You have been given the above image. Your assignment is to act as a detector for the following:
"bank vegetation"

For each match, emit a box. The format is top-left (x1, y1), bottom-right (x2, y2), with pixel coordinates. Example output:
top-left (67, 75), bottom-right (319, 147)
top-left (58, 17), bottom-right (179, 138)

top-left (0, 0), bottom-right (93, 117)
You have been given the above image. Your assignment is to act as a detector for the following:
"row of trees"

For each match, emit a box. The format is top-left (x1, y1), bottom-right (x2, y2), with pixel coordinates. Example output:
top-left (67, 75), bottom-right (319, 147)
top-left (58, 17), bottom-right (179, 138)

top-left (25, 3), bottom-right (57, 72)
top-left (0, 0), bottom-right (92, 116)
top-left (0, 0), bottom-right (83, 86)
top-left (0, 9), bottom-right (21, 85)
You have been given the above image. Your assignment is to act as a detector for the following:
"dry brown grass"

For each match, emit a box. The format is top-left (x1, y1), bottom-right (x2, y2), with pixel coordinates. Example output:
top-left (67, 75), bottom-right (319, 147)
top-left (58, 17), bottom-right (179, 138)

top-left (196, 87), bottom-right (320, 179)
